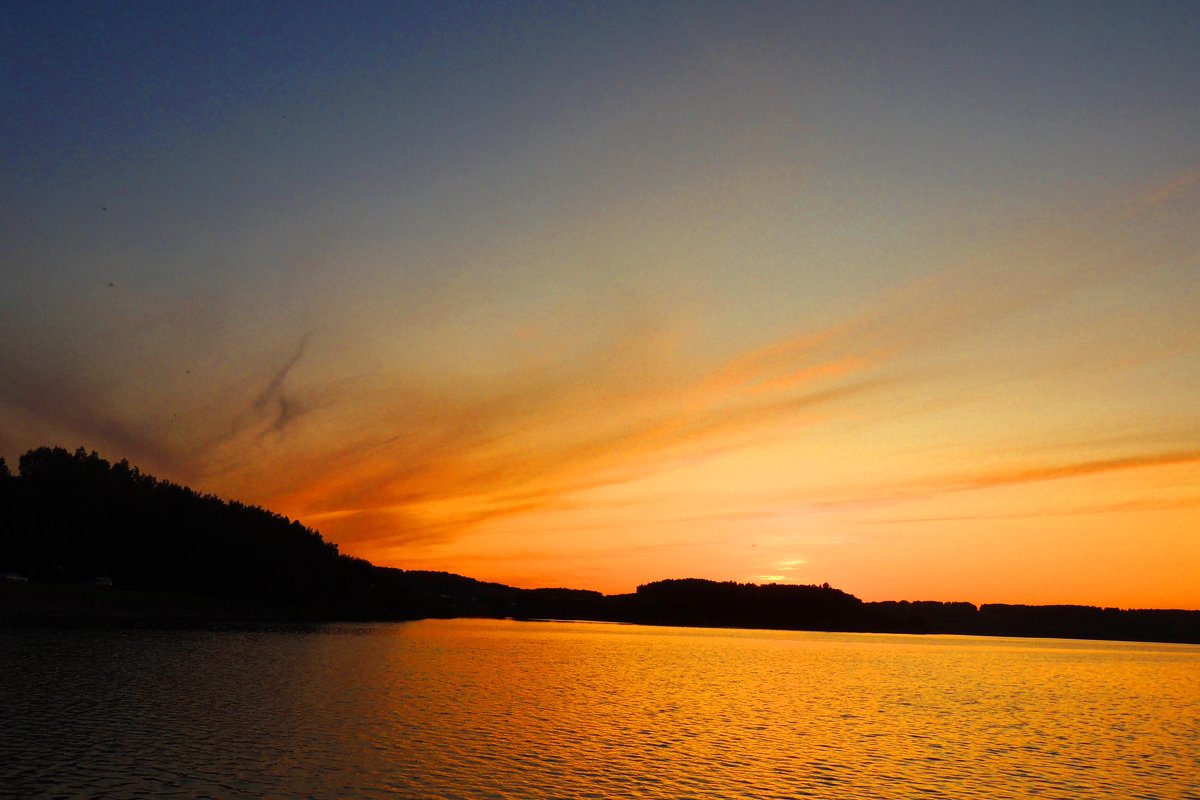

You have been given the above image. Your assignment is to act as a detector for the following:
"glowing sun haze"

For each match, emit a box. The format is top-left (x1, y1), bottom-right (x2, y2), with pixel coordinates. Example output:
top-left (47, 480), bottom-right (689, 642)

top-left (3, 2), bottom-right (1198, 608)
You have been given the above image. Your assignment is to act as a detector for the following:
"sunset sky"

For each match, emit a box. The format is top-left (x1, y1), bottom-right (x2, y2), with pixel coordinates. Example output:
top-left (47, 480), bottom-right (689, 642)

top-left (3, 1), bottom-right (1198, 608)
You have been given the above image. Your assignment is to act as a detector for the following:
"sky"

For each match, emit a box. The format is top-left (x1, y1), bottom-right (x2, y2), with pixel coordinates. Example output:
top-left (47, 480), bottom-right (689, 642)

top-left (2, 1), bottom-right (1198, 609)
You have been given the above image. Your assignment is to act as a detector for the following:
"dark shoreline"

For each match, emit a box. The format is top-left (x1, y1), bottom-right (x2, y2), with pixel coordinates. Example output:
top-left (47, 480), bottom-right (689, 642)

top-left (4, 579), bottom-right (1198, 645)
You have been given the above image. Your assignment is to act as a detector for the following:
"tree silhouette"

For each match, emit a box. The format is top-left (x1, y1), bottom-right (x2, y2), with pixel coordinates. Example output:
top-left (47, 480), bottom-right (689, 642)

top-left (2, 445), bottom-right (1197, 643)
top-left (3, 446), bottom-right (354, 613)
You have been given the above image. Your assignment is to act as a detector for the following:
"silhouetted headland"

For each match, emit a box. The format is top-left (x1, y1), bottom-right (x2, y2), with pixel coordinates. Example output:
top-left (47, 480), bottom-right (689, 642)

top-left (2, 446), bottom-right (1198, 644)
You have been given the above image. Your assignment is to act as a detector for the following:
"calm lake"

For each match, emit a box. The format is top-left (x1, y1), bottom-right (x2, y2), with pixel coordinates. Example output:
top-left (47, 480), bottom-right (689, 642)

top-left (2, 619), bottom-right (1198, 799)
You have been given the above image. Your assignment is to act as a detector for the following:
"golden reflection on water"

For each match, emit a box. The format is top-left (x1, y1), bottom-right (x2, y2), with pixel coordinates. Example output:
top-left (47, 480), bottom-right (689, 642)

top-left (2, 621), bottom-right (1198, 798)
top-left (365, 621), bottom-right (1200, 799)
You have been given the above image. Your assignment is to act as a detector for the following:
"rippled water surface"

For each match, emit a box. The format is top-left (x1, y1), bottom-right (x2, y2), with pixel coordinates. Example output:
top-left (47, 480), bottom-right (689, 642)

top-left (2, 619), bottom-right (1198, 798)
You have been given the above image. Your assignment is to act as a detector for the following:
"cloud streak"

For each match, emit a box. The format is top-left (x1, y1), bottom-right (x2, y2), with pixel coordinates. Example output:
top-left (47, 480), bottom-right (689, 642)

top-left (251, 333), bottom-right (310, 434)
top-left (2, 166), bottom-right (1196, 584)
top-left (815, 449), bottom-right (1200, 514)
top-left (261, 328), bottom-right (890, 549)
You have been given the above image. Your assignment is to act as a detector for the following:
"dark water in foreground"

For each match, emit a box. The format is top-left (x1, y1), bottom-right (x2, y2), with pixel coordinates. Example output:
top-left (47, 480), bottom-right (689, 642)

top-left (2, 619), bottom-right (1198, 799)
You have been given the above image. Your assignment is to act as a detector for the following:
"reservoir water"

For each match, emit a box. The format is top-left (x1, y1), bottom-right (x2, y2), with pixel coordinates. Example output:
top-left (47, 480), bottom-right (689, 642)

top-left (2, 619), bottom-right (1197, 799)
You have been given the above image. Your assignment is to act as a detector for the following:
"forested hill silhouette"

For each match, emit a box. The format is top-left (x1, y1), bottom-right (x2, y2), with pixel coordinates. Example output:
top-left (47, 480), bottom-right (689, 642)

top-left (0, 446), bottom-right (483, 620)
top-left (2, 446), bottom-right (1198, 643)
top-left (622, 578), bottom-right (867, 631)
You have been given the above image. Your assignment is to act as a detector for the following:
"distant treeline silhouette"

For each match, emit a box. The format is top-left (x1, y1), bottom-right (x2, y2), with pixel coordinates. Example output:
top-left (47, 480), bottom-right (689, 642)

top-left (509, 582), bottom-right (1200, 644)
top-left (2, 446), bottom-right (1198, 643)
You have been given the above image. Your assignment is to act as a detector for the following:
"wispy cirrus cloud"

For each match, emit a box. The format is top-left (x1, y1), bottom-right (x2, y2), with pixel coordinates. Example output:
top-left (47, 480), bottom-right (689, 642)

top-left (869, 494), bottom-right (1200, 527)
top-left (945, 450), bottom-right (1200, 493)
top-left (0, 288), bottom-right (318, 487)
top-left (3, 165), bottom-right (1196, 575)
top-left (176, 170), bottom-right (1200, 557)
top-left (1130, 164), bottom-right (1200, 212)
top-left (255, 321), bottom-right (890, 550)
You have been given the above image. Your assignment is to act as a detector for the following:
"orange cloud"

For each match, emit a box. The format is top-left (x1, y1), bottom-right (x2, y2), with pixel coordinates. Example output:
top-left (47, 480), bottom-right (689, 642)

top-left (4, 162), bottom-right (1196, 593)
top-left (950, 450), bottom-right (1200, 492)
top-left (1133, 165), bottom-right (1200, 211)
top-left (248, 322), bottom-right (886, 556)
